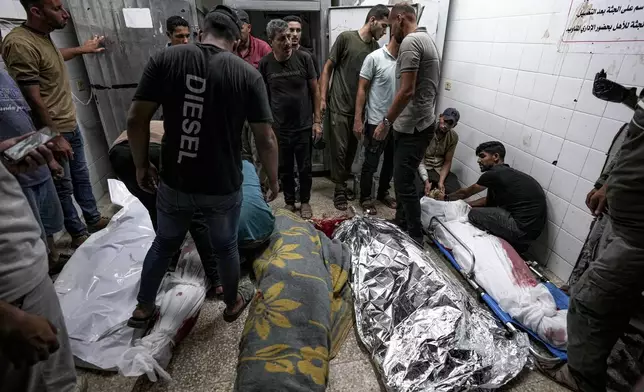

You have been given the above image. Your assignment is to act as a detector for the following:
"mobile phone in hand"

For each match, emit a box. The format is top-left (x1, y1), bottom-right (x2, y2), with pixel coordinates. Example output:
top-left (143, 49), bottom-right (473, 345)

top-left (2, 128), bottom-right (55, 162)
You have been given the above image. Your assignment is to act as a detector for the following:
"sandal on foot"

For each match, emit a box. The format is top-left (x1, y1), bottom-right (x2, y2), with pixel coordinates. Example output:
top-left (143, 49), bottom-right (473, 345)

top-left (127, 303), bottom-right (158, 329)
top-left (284, 204), bottom-right (296, 212)
top-left (300, 203), bottom-right (313, 219)
top-left (223, 280), bottom-right (255, 323)
top-left (361, 199), bottom-right (377, 215)
top-left (378, 194), bottom-right (397, 209)
top-left (334, 191), bottom-right (348, 211)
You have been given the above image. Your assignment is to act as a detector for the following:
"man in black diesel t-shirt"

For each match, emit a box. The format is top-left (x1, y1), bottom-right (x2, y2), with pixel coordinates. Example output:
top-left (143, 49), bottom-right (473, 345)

top-left (447, 141), bottom-right (546, 253)
top-left (259, 19), bottom-right (321, 219)
top-left (125, 6), bottom-right (279, 326)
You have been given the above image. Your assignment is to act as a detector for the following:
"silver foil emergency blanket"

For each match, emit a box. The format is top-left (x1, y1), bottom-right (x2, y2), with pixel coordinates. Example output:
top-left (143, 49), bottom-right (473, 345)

top-left (334, 217), bottom-right (529, 391)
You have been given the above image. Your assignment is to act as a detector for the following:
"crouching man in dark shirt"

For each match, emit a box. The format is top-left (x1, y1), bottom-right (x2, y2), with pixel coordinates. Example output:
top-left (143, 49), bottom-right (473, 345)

top-left (447, 141), bottom-right (547, 253)
top-left (125, 6), bottom-right (279, 326)
top-left (259, 19), bottom-right (321, 219)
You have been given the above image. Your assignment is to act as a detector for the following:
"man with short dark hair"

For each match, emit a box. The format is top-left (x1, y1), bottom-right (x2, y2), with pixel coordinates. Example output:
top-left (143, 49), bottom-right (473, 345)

top-left (283, 15), bottom-right (320, 78)
top-left (3, 0), bottom-right (108, 248)
top-left (319, 4), bottom-right (389, 211)
top-left (233, 8), bottom-right (271, 69)
top-left (373, 2), bottom-right (440, 245)
top-left (447, 141), bottom-right (547, 252)
top-left (418, 107), bottom-right (461, 197)
top-left (260, 19), bottom-right (321, 219)
top-left (126, 6), bottom-right (278, 326)
top-left (354, 32), bottom-right (399, 215)
top-left (165, 15), bottom-right (190, 47)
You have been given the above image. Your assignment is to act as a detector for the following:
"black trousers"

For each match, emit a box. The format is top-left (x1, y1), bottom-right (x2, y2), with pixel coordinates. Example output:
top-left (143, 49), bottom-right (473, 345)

top-left (468, 207), bottom-right (530, 253)
top-left (279, 128), bottom-right (313, 204)
top-left (360, 124), bottom-right (394, 202)
top-left (393, 124), bottom-right (434, 242)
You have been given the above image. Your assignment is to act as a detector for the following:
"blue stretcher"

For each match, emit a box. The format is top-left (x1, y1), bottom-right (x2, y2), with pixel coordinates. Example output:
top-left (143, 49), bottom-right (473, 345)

top-left (427, 217), bottom-right (569, 364)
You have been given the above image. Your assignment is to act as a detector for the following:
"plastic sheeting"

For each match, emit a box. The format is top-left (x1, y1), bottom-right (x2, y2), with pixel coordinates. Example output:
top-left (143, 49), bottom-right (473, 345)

top-left (335, 216), bottom-right (529, 391)
top-left (420, 198), bottom-right (568, 349)
top-left (55, 180), bottom-right (208, 381)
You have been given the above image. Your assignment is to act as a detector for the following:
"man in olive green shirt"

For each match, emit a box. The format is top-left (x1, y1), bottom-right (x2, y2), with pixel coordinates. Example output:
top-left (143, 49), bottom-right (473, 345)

top-left (418, 108), bottom-right (460, 197)
top-left (319, 4), bottom-right (389, 211)
top-left (3, 0), bottom-right (107, 247)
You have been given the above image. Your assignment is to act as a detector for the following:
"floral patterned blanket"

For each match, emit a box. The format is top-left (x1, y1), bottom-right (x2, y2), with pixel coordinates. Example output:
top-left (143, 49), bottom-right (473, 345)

top-left (235, 209), bottom-right (353, 391)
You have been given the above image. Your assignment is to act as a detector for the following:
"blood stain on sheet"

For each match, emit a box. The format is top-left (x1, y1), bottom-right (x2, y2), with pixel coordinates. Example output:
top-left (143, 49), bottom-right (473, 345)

top-left (500, 239), bottom-right (538, 288)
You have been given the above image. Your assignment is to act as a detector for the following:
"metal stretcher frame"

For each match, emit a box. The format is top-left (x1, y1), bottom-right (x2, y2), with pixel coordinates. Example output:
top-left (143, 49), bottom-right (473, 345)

top-left (427, 216), bottom-right (568, 364)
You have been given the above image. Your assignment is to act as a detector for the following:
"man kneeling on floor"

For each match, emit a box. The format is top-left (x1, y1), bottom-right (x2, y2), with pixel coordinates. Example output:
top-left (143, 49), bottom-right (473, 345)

top-left (446, 141), bottom-right (546, 253)
top-left (109, 122), bottom-right (275, 297)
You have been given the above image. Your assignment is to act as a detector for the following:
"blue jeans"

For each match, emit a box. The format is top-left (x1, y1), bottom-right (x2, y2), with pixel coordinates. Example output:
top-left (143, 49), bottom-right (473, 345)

top-left (22, 178), bottom-right (64, 252)
top-left (54, 128), bottom-right (101, 236)
top-left (137, 181), bottom-right (242, 307)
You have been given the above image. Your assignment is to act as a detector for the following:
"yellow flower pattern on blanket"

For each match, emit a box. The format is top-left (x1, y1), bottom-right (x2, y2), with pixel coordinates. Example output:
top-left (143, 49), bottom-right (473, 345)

top-left (297, 346), bottom-right (329, 385)
top-left (243, 282), bottom-right (302, 340)
top-left (239, 345), bottom-right (329, 386)
top-left (254, 237), bottom-right (303, 279)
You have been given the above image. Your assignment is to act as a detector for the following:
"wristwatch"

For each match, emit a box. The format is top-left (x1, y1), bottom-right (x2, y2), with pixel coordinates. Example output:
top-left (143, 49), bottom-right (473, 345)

top-left (383, 117), bottom-right (392, 130)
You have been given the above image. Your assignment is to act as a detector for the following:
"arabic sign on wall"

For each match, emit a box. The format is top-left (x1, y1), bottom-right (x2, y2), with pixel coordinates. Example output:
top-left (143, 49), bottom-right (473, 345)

top-left (563, 0), bottom-right (644, 43)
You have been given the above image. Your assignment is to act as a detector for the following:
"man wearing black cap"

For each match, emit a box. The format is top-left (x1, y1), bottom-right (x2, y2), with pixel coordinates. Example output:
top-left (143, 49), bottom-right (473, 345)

top-left (234, 9), bottom-right (271, 69)
top-left (418, 108), bottom-right (461, 197)
top-left (125, 5), bottom-right (278, 326)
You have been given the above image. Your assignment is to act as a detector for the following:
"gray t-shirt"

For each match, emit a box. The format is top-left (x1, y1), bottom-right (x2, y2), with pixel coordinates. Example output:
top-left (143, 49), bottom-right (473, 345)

top-left (360, 46), bottom-right (396, 125)
top-left (0, 161), bottom-right (48, 303)
top-left (394, 27), bottom-right (440, 134)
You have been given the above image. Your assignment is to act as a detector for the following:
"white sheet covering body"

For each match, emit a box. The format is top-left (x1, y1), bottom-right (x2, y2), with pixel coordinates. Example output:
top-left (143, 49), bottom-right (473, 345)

top-left (55, 180), bottom-right (208, 381)
top-left (420, 197), bottom-right (567, 348)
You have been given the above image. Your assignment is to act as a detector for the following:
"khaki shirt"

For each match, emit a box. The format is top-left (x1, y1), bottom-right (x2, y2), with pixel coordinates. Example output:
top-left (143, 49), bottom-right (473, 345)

top-left (110, 121), bottom-right (165, 149)
top-left (2, 25), bottom-right (77, 132)
top-left (418, 129), bottom-right (458, 182)
top-left (424, 129), bottom-right (458, 170)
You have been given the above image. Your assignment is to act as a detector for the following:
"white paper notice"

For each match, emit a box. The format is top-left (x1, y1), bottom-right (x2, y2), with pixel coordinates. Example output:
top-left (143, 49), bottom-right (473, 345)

top-left (123, 8), bottom-right (153, 29)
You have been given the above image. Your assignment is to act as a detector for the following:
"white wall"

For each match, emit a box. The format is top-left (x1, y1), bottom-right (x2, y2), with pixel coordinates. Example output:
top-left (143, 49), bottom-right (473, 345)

top-left (437, 0), bottom-right (642, 281)
top-left (0, 2), bottom-right (111, 202)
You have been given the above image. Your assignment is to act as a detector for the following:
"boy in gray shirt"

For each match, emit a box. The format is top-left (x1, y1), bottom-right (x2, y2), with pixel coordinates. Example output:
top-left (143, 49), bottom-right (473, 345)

top-left (373, 2), bottom-right (441, 244)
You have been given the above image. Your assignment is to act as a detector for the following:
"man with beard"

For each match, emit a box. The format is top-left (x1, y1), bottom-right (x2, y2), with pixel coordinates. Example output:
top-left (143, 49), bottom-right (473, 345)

top-left (418, 108), bottom-right (461, 197)
top-left (446, 141), bottom-right (547, 253)
top-left (283, 15), bottom-right (320, 78)
top-left (319, 4), bottom-right (389, 211)
top-left (3, 0), bottom-right (109, 248)
top-left (373, 2), bottom-right (440, 245)
top-left (259, 19), bottom-right (321, 219)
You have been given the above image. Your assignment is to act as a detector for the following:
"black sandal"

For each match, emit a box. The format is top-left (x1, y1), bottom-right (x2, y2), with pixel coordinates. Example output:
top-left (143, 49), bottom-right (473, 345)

top-left (361, 199), bottom-right (377, 215)
top-left (334, 190), bottom-right (348, 211)
top-left (378, 194), bottom-right (397, 209)
top-left (223, 280), bottom-right (256, 323)
top-left (127, 303), bottom-right (159, 329)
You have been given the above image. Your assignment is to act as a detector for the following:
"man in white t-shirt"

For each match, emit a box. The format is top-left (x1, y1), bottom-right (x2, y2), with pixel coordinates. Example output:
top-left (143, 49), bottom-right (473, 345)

top-left (354, 34), bottom-right (399, 215)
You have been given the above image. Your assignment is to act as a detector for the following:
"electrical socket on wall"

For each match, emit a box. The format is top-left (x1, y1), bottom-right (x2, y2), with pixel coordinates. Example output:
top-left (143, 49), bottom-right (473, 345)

top-left (76, 80), bottom-right (86, 91)
top-left (445, 81), bottom-right (452, 91)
